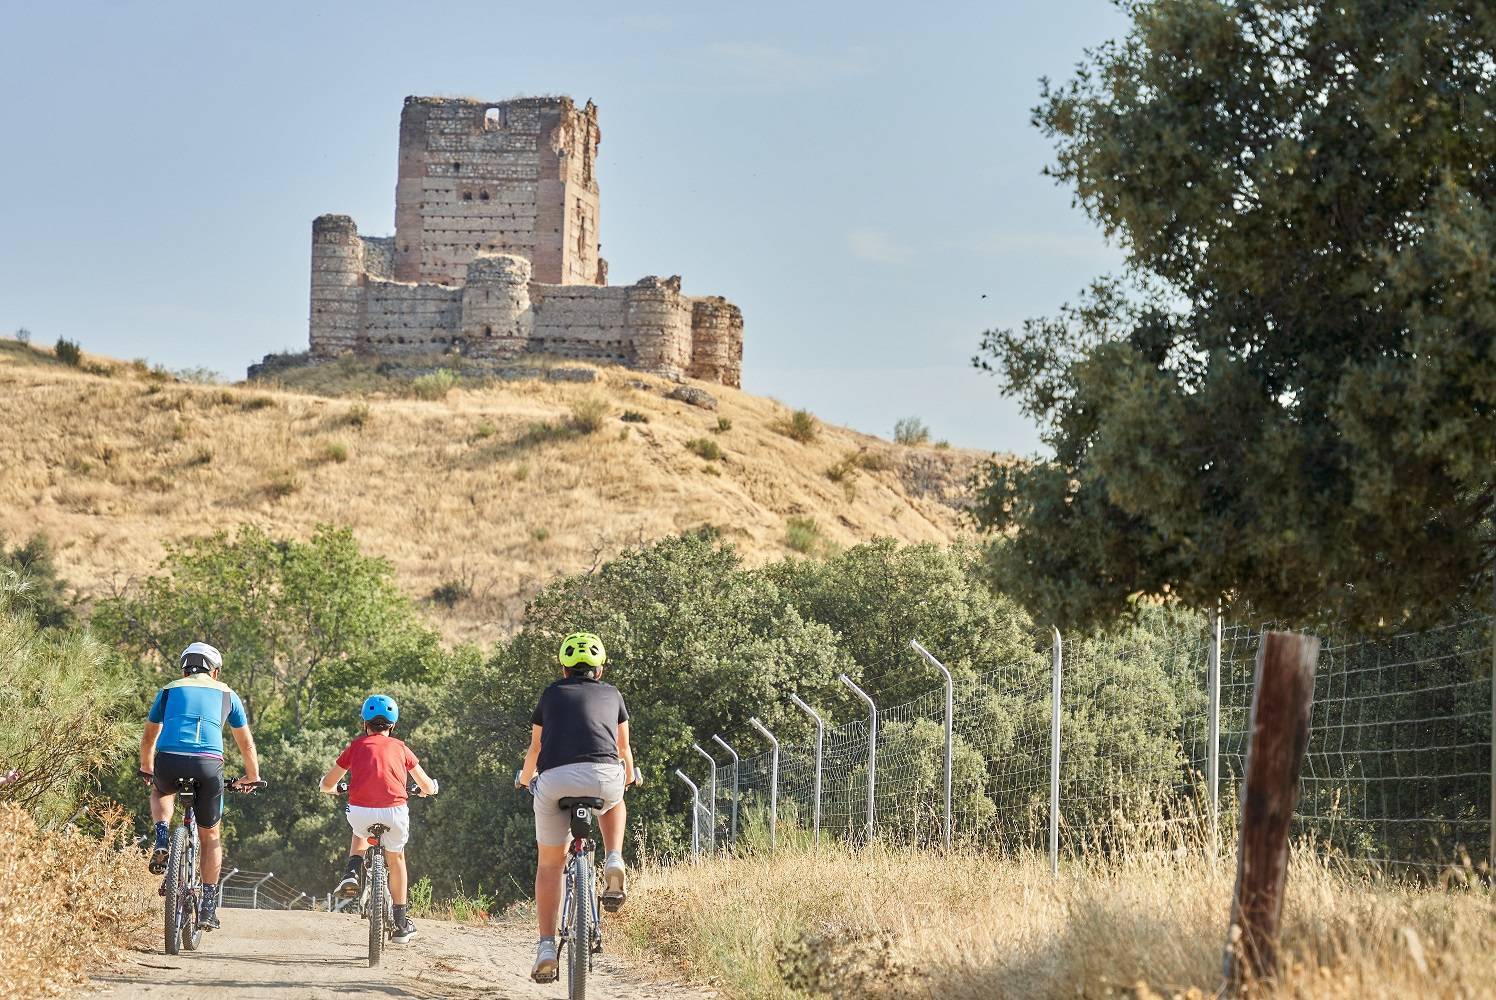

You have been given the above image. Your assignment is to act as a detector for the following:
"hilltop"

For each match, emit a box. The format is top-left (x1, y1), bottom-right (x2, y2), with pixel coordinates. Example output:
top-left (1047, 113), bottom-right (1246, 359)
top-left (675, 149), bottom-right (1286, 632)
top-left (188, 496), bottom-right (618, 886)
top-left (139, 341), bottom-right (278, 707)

top-left (0, 341), bottom-right (986, 645)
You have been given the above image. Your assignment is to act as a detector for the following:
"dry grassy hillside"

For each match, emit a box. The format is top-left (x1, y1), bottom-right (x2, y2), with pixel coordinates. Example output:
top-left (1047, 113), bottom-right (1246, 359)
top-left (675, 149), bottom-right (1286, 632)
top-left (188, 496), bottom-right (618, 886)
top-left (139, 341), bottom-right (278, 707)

top-left (0, 341), bottom-right (985, 645)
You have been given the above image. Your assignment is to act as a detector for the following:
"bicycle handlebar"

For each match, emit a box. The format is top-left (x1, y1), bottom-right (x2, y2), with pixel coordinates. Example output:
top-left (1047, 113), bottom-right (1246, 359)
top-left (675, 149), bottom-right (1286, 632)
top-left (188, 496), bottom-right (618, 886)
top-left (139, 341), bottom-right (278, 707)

top-left (334, 779), bottom-right (436, 797)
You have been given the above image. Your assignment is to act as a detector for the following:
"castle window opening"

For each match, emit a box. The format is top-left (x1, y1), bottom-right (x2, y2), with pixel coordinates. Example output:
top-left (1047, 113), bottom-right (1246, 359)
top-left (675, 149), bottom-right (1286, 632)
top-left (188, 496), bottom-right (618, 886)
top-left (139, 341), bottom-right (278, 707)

top-left (452, 161), bottom-right (461, 172)
top-left (462, 192), bottom-right (473, 201)
top-left (484, 107), bottom-right (503, 129)
top-left (484, 325), bottom-right (493, 337)
top-left (479, 191), bottom-right (489, 201)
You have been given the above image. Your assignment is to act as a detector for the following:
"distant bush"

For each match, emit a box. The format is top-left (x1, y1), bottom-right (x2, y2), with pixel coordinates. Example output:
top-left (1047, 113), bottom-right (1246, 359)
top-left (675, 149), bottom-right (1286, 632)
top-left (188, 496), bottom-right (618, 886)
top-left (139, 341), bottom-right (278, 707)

top-left (894, 416), bottom-right (931, 446)
top-left (569, 397), bottom-right (609, 434)
top-left (785, 515), bottom-right (826, 554)
top-left (715, 416), bottom-right (733, 433)
top-left (686, 437), bottom-right (723, 461)
top-left (853, 447), bottom-right (896, 472)
top-left (14, 327), bottom-right (30, 346)
top-left (342, 402), bottom-right (371, 429)
top-left (775, 409), bottom-right (819, 444)
top-left (265, 471), bottom-right (301, 499)
top-left (532, 527), bottom-right (551, 543)
top-left (474, 420), bottom-right (497, 439)
top-left (934, 440), bottom-right (951, 450)
top-left (514, 463), bottom-right (531, 481)
top-left (185, 445), bottom-right (214, 468)
top-left (242, 395), bottom-right (277, 411)
top-left (320, 441), bottom-right (349, 464)
top-left (53, 338), bottom-right (82, 367)
top-left (171, 366), bottom-right (225, 385)
top-left (519, 421), bottom-right (572, 448)
top-left (430, 579), bottom-right (471, 608)
top-left (620, 410), bottom-right (650, 424)
top-left (411, 369), bottom-right (458, 401)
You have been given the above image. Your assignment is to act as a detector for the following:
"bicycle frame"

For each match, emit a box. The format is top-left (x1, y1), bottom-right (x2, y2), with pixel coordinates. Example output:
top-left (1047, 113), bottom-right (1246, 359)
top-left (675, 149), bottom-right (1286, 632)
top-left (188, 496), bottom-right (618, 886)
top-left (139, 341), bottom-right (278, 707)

top-left (558, 807), bottom-right (604, 967)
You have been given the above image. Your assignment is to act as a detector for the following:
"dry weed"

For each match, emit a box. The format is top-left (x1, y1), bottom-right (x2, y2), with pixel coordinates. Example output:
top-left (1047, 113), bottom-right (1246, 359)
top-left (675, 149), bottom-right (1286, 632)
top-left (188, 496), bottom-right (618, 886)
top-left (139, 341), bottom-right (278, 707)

top-left (618, 841), bottom-right (1496, 999)
top-left (0, 804), bottom-right (153, 997)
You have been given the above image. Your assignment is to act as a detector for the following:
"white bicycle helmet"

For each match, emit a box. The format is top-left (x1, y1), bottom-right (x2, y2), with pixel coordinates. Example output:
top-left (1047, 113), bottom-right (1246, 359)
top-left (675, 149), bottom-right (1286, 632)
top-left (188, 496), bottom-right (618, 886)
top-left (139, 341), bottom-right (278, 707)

top-left (179, 641), bottom-right (223, 675)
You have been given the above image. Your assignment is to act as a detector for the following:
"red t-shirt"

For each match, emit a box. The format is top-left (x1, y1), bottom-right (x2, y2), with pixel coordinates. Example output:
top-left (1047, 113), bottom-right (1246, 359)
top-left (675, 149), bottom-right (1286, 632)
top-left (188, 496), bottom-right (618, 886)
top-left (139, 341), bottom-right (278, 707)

top-left (336, 734), bottom-right (419, 808)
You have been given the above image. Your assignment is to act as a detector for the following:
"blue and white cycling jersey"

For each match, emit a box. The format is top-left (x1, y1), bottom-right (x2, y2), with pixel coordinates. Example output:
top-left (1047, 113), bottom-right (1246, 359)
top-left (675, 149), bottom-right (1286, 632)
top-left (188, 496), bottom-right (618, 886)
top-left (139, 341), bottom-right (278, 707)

top-left (146, 673), bottom-right (248, 758)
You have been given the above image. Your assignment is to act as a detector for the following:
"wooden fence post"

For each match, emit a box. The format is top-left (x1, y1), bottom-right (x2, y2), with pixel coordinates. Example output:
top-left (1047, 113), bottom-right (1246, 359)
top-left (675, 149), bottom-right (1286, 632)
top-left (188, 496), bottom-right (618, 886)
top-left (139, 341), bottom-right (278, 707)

top-left (1222, 630), bottom-right (1319, 993)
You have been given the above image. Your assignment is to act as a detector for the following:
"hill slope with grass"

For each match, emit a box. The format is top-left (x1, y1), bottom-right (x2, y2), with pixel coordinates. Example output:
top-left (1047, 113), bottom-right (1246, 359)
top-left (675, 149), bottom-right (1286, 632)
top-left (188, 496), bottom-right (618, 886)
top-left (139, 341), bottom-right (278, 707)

top-left (0, 340), bottom-right (987, 644)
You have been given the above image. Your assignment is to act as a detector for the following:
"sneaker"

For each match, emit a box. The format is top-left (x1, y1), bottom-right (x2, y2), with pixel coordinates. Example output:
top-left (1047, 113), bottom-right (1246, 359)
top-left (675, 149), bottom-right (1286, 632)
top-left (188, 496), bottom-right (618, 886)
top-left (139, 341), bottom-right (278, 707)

top-left (199, 887), bottom-right (221, 931)
top-left (334, 873), bottom-right (361, 899)
top-left (391, 918), bottom-right (418, 944)
top-left (148, 824), bottom-right (169, 875)
top-left (531, 938), bottom-right (559, 983)
top-left (601, 856), bottom-right (627, 912)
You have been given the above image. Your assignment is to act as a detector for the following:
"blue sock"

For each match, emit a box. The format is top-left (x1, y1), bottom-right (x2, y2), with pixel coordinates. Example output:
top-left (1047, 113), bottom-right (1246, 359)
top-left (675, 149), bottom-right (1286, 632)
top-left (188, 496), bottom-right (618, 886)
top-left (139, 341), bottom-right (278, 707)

top-left (154, 821), bottom-right (169, 846)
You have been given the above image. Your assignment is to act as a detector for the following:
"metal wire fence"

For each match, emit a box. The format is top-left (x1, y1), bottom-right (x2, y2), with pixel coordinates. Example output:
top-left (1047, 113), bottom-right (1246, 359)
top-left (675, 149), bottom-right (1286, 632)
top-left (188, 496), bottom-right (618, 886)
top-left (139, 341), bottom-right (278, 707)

top-left (687, 613), bottom-right (1494, 876)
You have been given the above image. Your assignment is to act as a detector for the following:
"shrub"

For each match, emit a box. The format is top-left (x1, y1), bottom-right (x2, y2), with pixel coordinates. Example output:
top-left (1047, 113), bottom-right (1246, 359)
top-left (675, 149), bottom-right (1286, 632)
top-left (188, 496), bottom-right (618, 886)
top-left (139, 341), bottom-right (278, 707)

top-left (185, 445), bottom-right (214, 467)
top-left (242, 395), bottom-right (277, 411)
top-left (265, 471), bottom-right (301, 499)
top-left (775, 409), bottom-right (819, 444)
top-left (514, 463), bottom-right (531, 481)
top-left (53, 338), bottom-right (82, 367)
top-left (518, 421), bottom-right (572, 448)
top-left (172, 366), bottom-right (225, 384)
top-left (934, 440), bottom-right (951, 450)
top-left (320, 441), bottom-right (349, 464)
top-left (411, 369), bottom-right (459, 401)
top-left (430, 579), bottom-right (471, 608)
top-left (894, 416), bottom-right (931, 446)
top-left (686, 437), bottom-right (723, 461)
top-left (853, 448), bottom-right (896, 472)
top-left (715, 416), bottom-right (733, 433)
top-left (342, 402), bottom-right (371, 429)
top-left (569, 397), bottom-right (609, 434)
top-left (532, 527), bottom-right (551, 543)
top-left (474, 420), bottom-right (497, 439)
top-left (785, 516), bottom-right (826, 554)
top-left (620, 410), bottom-right (650, 424)
top-left (14, 327), bottom-right (30, 346)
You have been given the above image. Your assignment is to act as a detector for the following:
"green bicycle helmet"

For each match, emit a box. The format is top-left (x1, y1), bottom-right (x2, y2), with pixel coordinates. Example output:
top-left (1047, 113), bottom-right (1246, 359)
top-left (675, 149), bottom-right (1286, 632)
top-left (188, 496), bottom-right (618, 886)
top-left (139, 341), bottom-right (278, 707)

top-left (558, 632), bottom-right (607, 671)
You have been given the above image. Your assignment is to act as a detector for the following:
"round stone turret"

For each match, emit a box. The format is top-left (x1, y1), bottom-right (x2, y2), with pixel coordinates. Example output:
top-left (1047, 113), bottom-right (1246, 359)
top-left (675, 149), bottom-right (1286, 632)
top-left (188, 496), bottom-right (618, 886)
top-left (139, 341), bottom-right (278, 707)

top-left (309, 215), bottom-right (366, 357)
top-left (461, 253), bottom-right (533, 359)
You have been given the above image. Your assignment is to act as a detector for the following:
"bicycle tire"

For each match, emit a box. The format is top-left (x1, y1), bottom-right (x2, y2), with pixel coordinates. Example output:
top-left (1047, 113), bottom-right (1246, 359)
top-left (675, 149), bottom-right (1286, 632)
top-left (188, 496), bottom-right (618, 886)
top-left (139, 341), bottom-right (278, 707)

top-left (568, 853), bottom-right (592, 1000)
top-left (180, 848), bottom-right (203, 951)
top-left (162, 827), bottom-right (186, 956)
top-left (368, 851), bottom-right (386, 968)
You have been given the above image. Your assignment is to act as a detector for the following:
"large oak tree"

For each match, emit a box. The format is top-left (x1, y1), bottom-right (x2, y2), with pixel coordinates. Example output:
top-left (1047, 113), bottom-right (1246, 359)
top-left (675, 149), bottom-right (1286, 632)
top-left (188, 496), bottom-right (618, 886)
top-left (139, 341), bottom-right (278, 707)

top-left (976, 0), bottom-right (1494, 630)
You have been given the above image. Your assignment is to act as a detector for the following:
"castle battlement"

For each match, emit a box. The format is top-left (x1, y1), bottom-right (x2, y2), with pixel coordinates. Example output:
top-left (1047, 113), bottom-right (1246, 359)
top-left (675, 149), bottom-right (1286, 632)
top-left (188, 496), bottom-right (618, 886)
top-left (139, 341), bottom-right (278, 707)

top-left (306, 96), bottom-right (743, 387)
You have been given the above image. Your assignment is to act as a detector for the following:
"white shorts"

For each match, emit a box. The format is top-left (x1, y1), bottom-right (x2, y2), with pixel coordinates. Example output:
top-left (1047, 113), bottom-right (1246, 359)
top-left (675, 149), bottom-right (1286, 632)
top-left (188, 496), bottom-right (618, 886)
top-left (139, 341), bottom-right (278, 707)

top-left (532, 762), bottom-right (625, 847)
top-left (346, 804), bottom-right (411, 853)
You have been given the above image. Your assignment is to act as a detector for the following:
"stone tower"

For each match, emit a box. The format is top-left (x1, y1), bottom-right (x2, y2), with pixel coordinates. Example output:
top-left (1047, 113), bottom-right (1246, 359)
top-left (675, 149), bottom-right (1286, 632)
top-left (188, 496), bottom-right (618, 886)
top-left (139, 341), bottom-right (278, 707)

top-left (308, 215), bottom-right (366, 357)
top-left (392, 96), bottom-right (601, 287)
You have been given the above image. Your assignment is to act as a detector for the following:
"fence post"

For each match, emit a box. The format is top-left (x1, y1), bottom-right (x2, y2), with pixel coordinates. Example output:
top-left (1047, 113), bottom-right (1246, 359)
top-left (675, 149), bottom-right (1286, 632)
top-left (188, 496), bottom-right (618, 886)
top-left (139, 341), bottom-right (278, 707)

top-left (691, 743), bottom-right (719, 854)
top-left (790, 693), bottom-right (825, 845)
top-left (1208, 605), bottom-right (1223, 853)
top-left (219, 866), bottom-right (239, 887)
top-left (711, 734), bottom-right (741, 849)
top-left (911, 639), bottom-right (954, 850)
top-left (252, 872), bottom-right (274, 909)
top-left (749, 717), bottom-right (779, 849)
top-left (840, 674), bottom-right (878, 842)
top-left (1222, 630), bottom-right (1319, 993)
top-left (1050, 627), bottom-right (1062, 877)
top-left (674, 769), bottom-right (702, 857)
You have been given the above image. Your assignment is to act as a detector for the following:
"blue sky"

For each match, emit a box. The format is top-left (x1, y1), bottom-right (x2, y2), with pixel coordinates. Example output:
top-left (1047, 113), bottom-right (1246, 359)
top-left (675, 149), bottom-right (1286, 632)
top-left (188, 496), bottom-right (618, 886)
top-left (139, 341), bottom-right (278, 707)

top-left (0, 1), bottom-right (1127, 454)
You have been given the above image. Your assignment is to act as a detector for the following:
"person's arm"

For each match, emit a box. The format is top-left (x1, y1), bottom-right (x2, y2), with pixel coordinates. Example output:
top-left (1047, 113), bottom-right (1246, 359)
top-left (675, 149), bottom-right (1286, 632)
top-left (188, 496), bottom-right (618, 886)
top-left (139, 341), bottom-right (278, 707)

top-left (320, 764), bottom-right (348, 794)
top-left (517, 724), bottom-right (542, 786)
top-left (617, 720), bottom-right (635, 786)
top-left (229, 725), bottom-right (261, 784)
top-left (410, 764), bottom-right (439, 796)
top-left (140, 722), bottom-right (162, 777)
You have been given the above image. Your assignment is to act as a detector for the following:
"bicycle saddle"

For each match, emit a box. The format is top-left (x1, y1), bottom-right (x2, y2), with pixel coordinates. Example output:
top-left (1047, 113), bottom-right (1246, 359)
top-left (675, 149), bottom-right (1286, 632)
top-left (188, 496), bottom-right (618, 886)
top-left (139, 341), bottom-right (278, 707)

top-left (558, 796), bottom-right (605, 811)
top-left (367, 823), bottom-right (389, 835)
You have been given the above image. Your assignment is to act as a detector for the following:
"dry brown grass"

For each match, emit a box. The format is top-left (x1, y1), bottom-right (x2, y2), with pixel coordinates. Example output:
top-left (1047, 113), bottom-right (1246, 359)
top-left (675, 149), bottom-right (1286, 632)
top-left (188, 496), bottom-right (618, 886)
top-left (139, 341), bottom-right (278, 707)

top-left (617, 841), bottom-right (1496, 999)
top-left (0, 346), bottom-right (983, 645)
top-left (0, 804), bottom-right (154, 998)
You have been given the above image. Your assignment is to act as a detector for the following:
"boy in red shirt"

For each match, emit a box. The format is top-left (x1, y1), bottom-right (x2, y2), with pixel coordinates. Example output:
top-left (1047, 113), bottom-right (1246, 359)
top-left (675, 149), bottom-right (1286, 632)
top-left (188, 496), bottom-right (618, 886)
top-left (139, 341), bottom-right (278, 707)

top-left (320, 694), bottom-right (438, 943)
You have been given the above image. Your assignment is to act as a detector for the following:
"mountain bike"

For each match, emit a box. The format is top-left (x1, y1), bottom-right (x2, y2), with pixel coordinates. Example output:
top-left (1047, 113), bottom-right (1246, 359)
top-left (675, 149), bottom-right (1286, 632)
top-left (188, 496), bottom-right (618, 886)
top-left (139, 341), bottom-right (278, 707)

top-left (520, 772), bottom-right (641, 1000)
top-left (141, 771), bottom-right (265, 955)
top-left (336, 780), bottom-right (430, 968)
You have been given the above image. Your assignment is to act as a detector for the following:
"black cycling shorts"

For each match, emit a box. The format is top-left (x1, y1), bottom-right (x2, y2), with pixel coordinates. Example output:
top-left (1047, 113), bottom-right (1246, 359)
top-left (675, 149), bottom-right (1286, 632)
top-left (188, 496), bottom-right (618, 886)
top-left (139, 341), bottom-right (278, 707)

top-left (152, 752), bottom-right (226, 828)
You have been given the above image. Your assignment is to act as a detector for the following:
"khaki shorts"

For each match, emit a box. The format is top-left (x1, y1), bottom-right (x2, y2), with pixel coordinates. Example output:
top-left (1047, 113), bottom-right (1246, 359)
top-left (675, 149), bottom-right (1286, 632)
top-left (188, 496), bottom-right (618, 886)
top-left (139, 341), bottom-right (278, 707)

top-left (532, 761), bottom-right (625, 847)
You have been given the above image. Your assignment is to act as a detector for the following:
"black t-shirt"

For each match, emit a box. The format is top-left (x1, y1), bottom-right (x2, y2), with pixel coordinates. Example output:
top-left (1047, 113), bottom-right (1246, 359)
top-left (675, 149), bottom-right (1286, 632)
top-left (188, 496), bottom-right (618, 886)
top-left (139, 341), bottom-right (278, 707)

top-left (531, 676), bottom-right (630, 772)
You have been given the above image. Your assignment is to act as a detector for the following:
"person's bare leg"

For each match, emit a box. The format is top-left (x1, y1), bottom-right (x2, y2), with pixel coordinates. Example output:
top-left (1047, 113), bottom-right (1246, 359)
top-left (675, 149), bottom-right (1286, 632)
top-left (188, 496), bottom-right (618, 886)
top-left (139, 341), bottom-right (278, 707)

top-left (386, 851), bottom-right (408, 905)
top-left (151, 788), bottom-right (175, 824)
top-left (535, 844), bottom-right (566, 936)
top-left (348, 833), bottom-right (368, 861)
top-left (598, 800), bottom-right (626, 854)
top-left (199, 824), bottom-right (223, 883)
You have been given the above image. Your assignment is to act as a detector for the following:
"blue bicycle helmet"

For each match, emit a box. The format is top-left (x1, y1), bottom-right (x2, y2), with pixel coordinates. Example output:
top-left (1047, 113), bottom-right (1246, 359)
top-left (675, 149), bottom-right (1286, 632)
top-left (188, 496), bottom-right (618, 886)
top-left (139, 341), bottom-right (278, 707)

top-left (361, 694), bottom-right (399, 726)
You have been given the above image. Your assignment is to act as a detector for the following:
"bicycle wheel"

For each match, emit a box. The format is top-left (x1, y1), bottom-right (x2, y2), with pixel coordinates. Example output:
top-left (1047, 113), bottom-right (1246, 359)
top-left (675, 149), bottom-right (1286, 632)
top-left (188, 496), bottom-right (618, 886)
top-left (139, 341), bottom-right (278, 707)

top-left (180, 837), bottom-right (203, 951)
top-left (162, 827), bottom-right (186, 956)
top-left (567, 853), bottom-right (592, 1000)
top-left (367, 851), bottom-right (386, 968)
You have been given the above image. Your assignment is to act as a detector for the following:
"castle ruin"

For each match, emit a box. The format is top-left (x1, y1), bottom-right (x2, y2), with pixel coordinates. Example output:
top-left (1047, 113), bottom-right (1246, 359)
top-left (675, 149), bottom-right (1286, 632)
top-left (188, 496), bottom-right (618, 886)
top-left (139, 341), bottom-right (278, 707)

top-left (308, 96), bottom-right (743, 386)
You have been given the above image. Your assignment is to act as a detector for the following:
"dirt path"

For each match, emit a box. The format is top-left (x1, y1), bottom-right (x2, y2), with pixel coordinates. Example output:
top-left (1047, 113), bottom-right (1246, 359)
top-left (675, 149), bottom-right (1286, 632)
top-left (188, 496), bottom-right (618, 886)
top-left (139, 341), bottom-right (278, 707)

top-left (88, 908), bottom-right (709, 999)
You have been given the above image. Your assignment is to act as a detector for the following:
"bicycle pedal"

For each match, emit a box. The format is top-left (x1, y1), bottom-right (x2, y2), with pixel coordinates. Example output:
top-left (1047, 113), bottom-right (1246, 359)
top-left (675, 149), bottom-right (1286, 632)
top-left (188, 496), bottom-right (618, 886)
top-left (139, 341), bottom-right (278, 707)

top-left (601, 893), bottom-right (625, 913)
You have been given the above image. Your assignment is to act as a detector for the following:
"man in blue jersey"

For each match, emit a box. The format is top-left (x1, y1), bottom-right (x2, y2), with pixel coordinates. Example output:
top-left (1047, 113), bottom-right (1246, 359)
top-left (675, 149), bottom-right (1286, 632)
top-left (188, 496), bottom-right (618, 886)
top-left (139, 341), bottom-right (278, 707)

top-left (140, 641), bottom-right (262, 931)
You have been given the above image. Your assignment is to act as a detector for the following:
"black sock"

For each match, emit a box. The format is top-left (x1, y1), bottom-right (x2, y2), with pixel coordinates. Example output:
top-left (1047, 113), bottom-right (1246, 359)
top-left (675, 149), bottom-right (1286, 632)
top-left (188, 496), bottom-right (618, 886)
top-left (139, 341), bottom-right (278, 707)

top-left (393, 904), bottom-right (408, 924)
top-left (344, 856), bottom-right (362, 876)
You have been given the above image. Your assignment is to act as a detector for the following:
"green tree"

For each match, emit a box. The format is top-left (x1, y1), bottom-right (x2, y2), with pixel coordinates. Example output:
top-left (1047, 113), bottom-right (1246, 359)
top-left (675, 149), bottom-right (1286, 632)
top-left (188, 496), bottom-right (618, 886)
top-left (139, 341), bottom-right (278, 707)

top-left (974, 0), bottom-right (1495, 630)
top-left (1, 533), bottom-right (77, 630)
top-left (94, 524), bottom-right (448, 728)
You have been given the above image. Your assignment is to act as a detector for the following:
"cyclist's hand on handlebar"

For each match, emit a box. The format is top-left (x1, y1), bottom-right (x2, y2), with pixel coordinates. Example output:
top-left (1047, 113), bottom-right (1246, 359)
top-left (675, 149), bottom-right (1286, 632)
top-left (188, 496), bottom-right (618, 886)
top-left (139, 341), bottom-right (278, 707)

top-left (229, 776), bottom-right (268, 793)
top-left (137, 768), bottom-right (154, 786)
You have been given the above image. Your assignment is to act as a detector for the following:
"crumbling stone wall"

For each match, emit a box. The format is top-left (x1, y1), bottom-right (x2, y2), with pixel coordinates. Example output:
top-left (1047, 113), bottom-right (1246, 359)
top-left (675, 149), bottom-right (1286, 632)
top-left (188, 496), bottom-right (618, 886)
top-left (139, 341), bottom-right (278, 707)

top-left (307, 95), bottom-right (742, 386)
